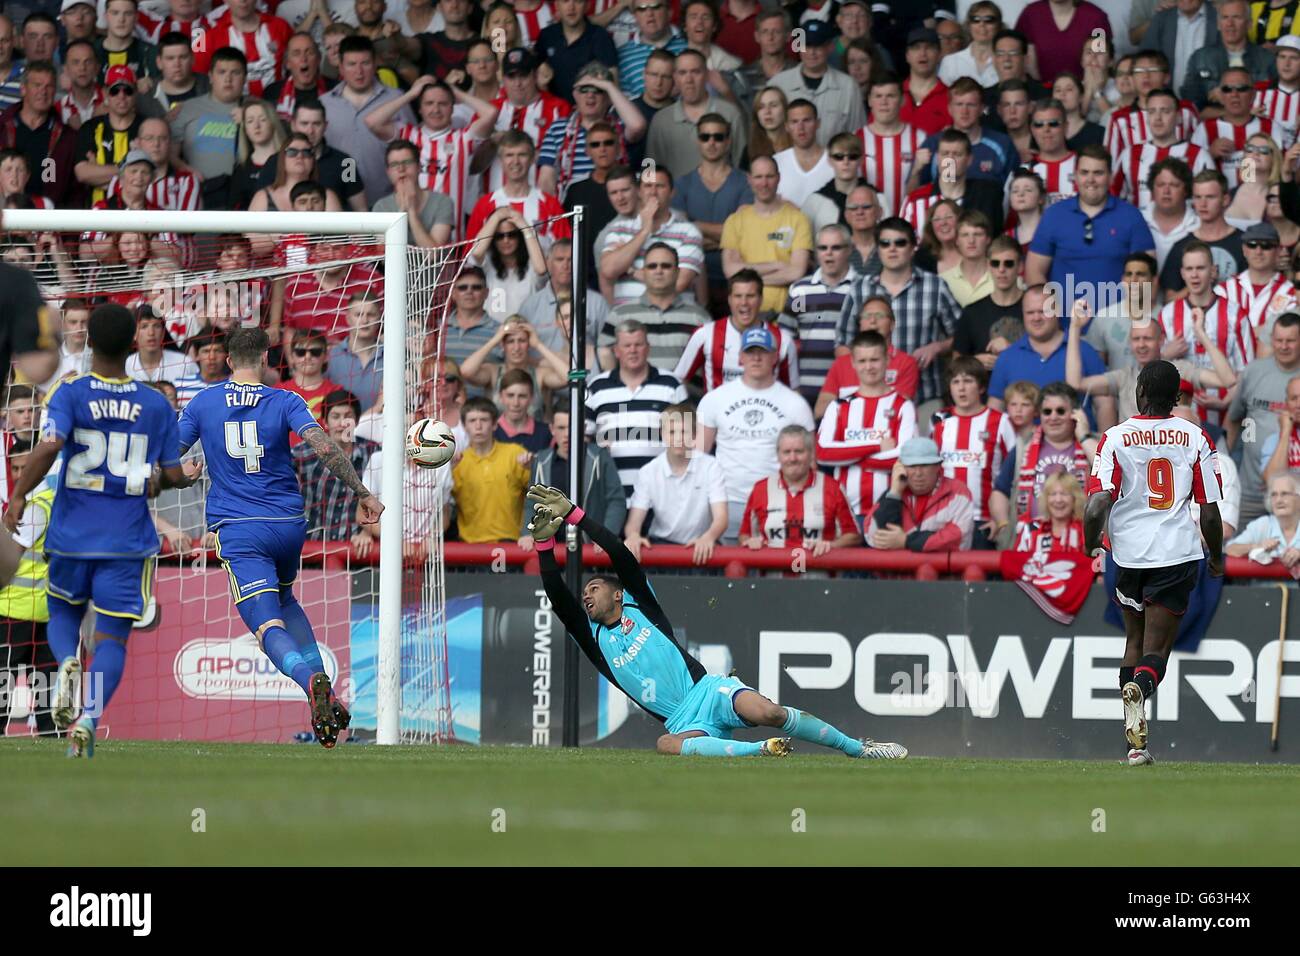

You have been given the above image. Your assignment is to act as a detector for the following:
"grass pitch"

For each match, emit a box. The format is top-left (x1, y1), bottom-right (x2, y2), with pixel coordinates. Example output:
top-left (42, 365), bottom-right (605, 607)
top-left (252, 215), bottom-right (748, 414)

top-left (3, 738), bottom-right (1298, 866)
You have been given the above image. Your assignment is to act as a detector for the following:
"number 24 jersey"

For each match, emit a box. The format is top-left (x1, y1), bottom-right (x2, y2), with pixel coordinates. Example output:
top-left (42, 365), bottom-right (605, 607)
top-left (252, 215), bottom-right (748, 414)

top-left (1086, 415), bottom-right (1222, 569)
top-left (43, 374), bottom-right (181, 558)
top-left (178, 382), bottom-right (320, 529)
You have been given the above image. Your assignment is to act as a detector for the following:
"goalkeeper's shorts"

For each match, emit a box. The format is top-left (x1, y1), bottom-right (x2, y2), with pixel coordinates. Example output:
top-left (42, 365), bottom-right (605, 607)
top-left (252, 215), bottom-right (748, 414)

top-left (664, 675), bottom-right (757, 739)
top-left (47, 555), bottom-right (153, 621)
top-left (213, 519), bottom-right (307, 605)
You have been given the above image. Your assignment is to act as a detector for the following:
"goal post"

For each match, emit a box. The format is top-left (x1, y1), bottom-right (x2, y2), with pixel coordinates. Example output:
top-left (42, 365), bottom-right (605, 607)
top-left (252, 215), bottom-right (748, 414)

top-left (3, 208), bottom-right (429, 745)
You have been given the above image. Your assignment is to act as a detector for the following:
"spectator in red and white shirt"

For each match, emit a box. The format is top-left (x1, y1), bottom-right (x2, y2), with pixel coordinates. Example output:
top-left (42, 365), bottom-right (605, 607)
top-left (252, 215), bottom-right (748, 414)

top-left (1254, 36), bottom-right (1300, 151)
top-left (866, 437), bottom-right (974, 552)
top-left (56, 39), bottom-right (103, 130)
top-left (195, 0), bottom-right (294, 98)
top-left (855, 74), bottom-right (923, 217)
top-left (1217, 221), bottom-right (1296, 340)
top-left (137, 0), bottom-right (210, 44)
top-left (1104, 50), bottom-right (1199, 165)
top-left (1028, 98), bottom-right (1078, 207)
top-left (264, 31), bottom-right (331, 122)
top-left (465, 130), bottom-right (571, 244)
top-left (1113, 89), bottom-right (1213, 209)
top-left (281, 239), bottom-right (384, 342)
top-left (817, 294), bottom-right (920, 418)
top-left (1190, 66), bottom-right (1274, 191)
top-left (364, 74), bottom-right (498, 239)
top-left (931, 355), bottom-right (1016, 549)
top-left (106, 116), bottom-right (201, 211)
top-left (494, 46), bottom-right (570, 150)
top-left (674, 272), bottom-right (799, 393)
top-left (817, 330), bottom-right (918, 518)
top-left (740, 424), bottom-right (861, 555)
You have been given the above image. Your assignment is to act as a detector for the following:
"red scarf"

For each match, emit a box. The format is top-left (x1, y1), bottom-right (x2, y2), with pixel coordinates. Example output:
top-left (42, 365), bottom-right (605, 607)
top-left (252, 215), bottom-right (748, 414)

top-left (1015, 427), bottom-right (1088, 517)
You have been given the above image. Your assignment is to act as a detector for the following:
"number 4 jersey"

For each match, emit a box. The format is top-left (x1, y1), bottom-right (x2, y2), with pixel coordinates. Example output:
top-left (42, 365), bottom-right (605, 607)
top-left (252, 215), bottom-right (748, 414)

top-left (43, 374), bottom-right (181, 558)
top-left (1086, 414), bottom-right (1222, 569)
top-left (178, 382), bottom-right (320, 529)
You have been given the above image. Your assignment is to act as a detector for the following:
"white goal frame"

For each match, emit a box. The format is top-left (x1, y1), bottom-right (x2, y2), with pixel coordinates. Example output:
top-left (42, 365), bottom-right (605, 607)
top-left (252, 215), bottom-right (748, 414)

top-left (5, 209), bottom-right (411, 745)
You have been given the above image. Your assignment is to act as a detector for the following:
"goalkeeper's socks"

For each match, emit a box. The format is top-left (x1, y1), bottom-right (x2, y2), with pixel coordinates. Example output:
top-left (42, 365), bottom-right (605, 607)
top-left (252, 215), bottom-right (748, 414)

top-left (679, 737), bottom-right (766, 757)
top-left (46, 598), bottom-right (85, 662)
top-left (782, 707), bottom-right (862, 756)
top-left (83, 639), bottom-right (127, 730)
top-left (280, 596), bottom-right (326, 672)
top-left (260, 626), bottom-right (316, 693)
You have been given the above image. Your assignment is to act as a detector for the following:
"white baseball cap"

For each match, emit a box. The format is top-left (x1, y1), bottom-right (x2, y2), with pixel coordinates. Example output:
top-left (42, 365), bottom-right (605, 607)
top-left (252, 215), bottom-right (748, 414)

top-left (1278, 35), bottom-right (1300, 53)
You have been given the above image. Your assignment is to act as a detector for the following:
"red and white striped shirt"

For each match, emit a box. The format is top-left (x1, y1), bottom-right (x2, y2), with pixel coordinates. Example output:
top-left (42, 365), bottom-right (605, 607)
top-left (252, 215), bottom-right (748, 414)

top-left (815, 390), bottom-right (918, 515)
top-left (1030, 152), bottom-right (1078, 207)
top-left (494, 91), bottom-right (571, 149)
top-left (271, 76), bottom-right (329, 121)
top-left (282, 263), bottom-right (384, 339)
top-left (1157, 295), bottom-right (1254, 427)
top-left (1216, 271), bottom-right (1296, 337)
top-left (1105, 100), bottom-right (1201, 164)
top-left (397, 123), bottom-right (483, 239)
top-left (1113, 140), bottom-right (1212, 207)
top-left (464, 187), bottom-right (572, 244)
top-left (739, 472), bottom-right (857, 549)
top-left (856, 123), bottom-right (924, 216)
top-left (55, 88), bottom-right (104, 128)
top-left (899, 184), bottom-right (940, 236)
top-left (137, 11), bottom-right (212, 44)
top-left (673, 318), bottom-right (799, 393)
top-left (1013, 516), bottom-right (1085, 554)
top-left (108, 167), bottom-right (202, 211)
top-left (514, 0), bottom-right (557, 47)
top-left (1190, 116), bottom-right (1275, 190)
top-left (193, 12), bottom-right (293, 98)
top-left (931, 406), bottom-right (1016, 522)
top-left (1254, 84), bottom-right (1300, 150)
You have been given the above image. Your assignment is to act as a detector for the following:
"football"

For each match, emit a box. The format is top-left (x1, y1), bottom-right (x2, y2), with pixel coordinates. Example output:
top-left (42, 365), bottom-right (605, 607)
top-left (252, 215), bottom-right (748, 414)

top-left (405, 418), bottom-right (456, 468)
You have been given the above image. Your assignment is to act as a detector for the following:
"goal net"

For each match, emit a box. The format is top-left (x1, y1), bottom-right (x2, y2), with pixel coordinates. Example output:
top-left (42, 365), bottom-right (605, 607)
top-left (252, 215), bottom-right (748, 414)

top-left (0, 209), bottom-right (469, 746)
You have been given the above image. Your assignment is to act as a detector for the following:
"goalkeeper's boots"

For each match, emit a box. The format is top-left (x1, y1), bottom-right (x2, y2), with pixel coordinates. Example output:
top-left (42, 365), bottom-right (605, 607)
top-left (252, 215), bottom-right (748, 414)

top-left (852, 738), bottom-right (909, 759)
top-left (66, 717), bottom-right (94, 759)
top-left (1127, 748), bottom-right (1155, 767)
top-left (1122, 682), bottom-right (1148, 750)
top-left (52, 655), bottom-right (81, 730)
top-left (759, 737), bottom-right (793, 757)
top-left (308, 672), bottom-right (342, 749)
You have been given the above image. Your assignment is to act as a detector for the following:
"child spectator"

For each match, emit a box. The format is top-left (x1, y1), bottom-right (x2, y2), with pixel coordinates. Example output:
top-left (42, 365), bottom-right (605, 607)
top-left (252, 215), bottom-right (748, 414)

top-left (494, 368), bottom-right (554, 453)
top-left (450, 397), bottom-right (532, 543)
top-left (818, 294), bottom-right (920, 418)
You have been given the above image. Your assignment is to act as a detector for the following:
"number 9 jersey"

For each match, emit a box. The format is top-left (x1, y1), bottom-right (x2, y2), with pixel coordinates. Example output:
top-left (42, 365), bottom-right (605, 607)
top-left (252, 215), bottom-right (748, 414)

top-left (178, 382), bottom-right (320, 529)
top-left (1086, 414), bottom-right (1223, 569)
top-left (43, 374), bottom-right (182, 558)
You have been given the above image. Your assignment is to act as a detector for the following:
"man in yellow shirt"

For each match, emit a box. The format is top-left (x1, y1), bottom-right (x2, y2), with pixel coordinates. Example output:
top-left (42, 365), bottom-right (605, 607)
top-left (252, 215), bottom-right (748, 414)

top-left (452, 397), bottom-right (532, 543)
top-left (721, 155), bottom-right (814, 314)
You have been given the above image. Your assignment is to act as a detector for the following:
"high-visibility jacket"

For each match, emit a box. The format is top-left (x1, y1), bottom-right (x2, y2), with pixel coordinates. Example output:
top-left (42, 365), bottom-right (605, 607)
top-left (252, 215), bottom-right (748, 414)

top-left (0, 488), bottom-right (53, 622)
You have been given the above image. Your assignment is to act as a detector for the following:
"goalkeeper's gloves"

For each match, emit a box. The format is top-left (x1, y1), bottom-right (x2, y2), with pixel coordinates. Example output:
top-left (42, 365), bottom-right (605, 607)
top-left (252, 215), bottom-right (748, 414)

top-left (526, 484), bottom-right (576, 520)
top-left (528, 505), bottom-right (564, 543)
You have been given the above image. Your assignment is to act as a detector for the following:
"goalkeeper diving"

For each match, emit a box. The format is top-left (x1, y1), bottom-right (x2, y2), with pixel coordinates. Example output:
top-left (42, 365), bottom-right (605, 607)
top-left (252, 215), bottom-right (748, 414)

top-left (527, 485), bottom-right (907, 758)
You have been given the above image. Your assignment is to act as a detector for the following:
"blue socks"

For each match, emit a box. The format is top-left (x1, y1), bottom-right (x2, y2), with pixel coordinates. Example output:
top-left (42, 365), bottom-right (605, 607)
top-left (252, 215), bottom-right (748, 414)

top-left (83, 638), bottom-right (126, 730)
top-left (259, 625), bottom-right (316, 693)
top-left (680, 737), bottom-right (766, 757)
top-left (46, 597), bottom-right (84, 663)
top-left (279, 593), bottom-right (325, 672)
top-left (782, 707), bottom-right (864, 756)
top-left (237, 591), bottom-right (318, 693)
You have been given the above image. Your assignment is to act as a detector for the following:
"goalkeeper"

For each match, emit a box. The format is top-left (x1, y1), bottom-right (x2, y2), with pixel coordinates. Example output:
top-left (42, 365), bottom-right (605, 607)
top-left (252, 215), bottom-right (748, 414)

top-left (528, 485), bottom-right (908, 759)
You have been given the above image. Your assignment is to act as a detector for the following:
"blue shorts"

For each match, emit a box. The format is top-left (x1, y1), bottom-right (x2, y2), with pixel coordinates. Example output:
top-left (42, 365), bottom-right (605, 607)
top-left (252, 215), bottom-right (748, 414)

top-left (664, 675), bottom-right (756, 739)
top-left (47, 555), bottom-right (154, 621)
top-left (213, 520), bottom-right (305, 605)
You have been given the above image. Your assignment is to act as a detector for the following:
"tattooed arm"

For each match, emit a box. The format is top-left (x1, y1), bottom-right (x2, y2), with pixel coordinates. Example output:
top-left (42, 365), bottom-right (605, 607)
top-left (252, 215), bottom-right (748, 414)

top-left (303, 426), bottom-right (385, 525)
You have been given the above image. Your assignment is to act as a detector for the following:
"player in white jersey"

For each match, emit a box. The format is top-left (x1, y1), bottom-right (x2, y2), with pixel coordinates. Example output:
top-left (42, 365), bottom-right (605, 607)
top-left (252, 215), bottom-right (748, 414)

top-left (1085, 361), bottom-right (1224, 767)
top-left (855, 77), bottom-right (922, 216)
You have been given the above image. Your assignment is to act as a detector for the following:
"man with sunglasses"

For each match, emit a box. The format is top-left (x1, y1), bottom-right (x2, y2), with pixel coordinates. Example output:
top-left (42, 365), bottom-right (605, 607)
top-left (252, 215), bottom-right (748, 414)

top-left (617, 0), bottom-right (687, 99)
top-left (562, 120), bottom-right (621, 286)
top-left (440, 268), bottom-right (499, 380)
top-left (782, 223), bottom-right (857, 404)
top-left (599, 165), bottom-right (705, 307)
top-left (1027, 99), bottom-right (1078, 207)
top-left (1192, 67), bottom-right (1279, 191)
top-left (537, 0), bottom-right (619, 105)
top-left (278, 330), bottom-right (341, 438)
top-left (74, 64), bottom-right (145, 205)
top-left (1181, 0), bottom-right (1273, 111)
top-left (1216, 221), bottom-right (1296, 337)
top-left (266, 98), bottom-right (367, 213)
top-left (816, 131), bottom-right (865, 219)
top-left (645, 49), bottom-right (746, 179)
top-left (1025, 144), bottom-right (1156, 300)
top-left (954, 235), bottom-right (1024, 371)
top-left (537, 61), bottom-right (646, 201)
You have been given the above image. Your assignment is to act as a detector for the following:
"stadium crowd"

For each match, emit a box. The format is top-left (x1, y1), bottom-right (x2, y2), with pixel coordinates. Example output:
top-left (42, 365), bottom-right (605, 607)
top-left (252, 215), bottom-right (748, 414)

top-left (13, 0), bottom-right (1300, 579)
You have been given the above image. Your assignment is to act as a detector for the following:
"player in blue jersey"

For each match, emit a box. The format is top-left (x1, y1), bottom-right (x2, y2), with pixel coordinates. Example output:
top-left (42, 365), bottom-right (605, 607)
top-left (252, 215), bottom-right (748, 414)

top-left (178, 327), bottom-right (383, 748)
top-left (3, 304), bottom-right (190, 758)
top-left (526, 485), bottom-right (908, 758)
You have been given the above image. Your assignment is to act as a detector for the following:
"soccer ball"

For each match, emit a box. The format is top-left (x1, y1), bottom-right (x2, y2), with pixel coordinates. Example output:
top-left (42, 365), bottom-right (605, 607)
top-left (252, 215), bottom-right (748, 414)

top-left (406, 418), bottom-right (456, 468)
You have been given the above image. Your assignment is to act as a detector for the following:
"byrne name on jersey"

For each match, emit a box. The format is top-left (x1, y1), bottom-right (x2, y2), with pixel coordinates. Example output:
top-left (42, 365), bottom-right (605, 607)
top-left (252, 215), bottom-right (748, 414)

top-left (87, 399), bottom-right (143, 422)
